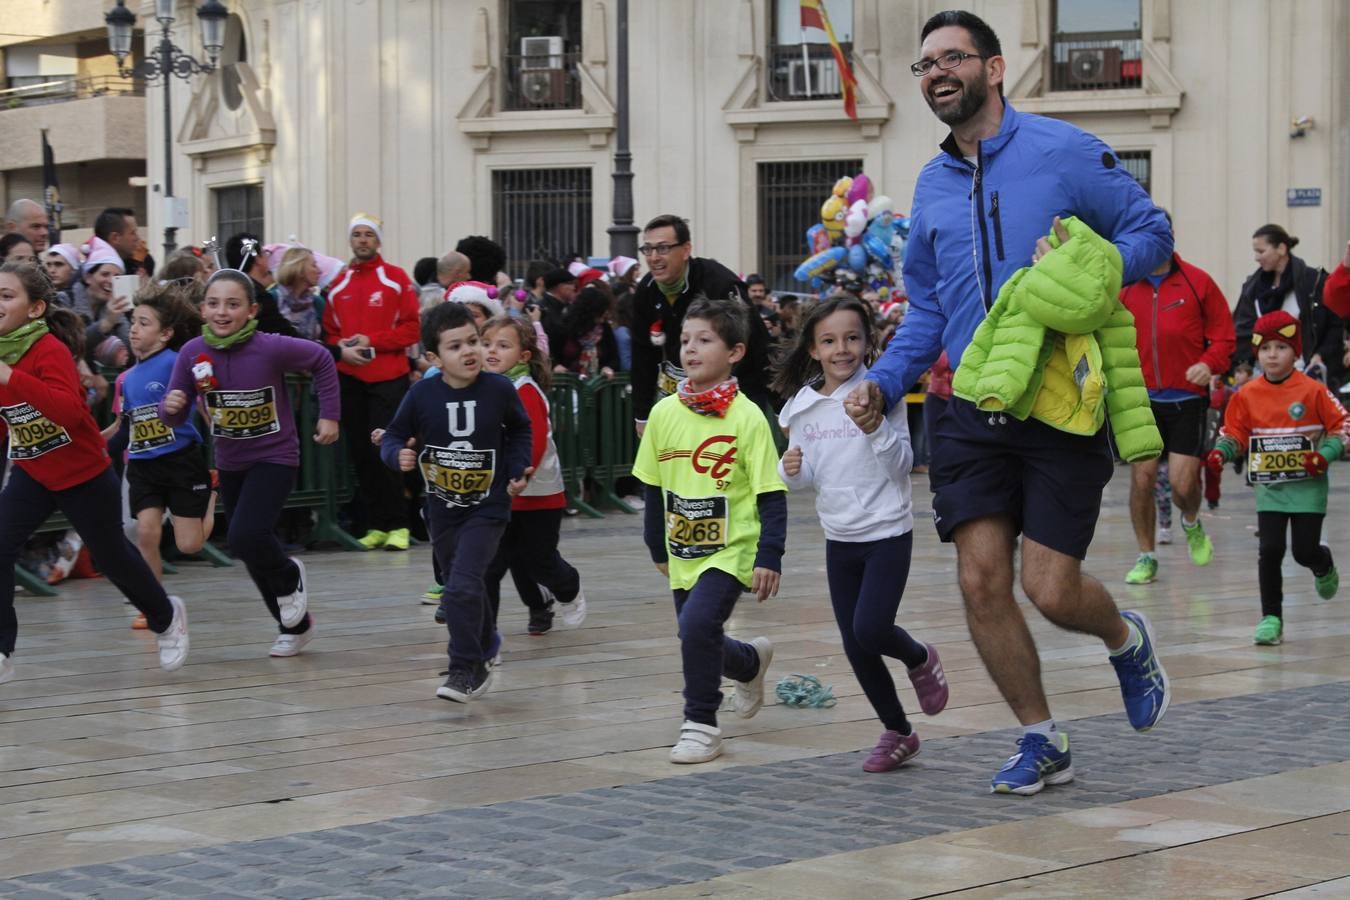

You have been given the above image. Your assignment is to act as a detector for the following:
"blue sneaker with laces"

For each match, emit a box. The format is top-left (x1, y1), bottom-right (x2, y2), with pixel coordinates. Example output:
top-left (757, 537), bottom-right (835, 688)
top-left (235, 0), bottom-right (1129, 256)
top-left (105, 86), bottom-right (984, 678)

top-left (1110, 610), bottom-right (1170, 732)
top-left (990, 732), bottom-right (1073, 795)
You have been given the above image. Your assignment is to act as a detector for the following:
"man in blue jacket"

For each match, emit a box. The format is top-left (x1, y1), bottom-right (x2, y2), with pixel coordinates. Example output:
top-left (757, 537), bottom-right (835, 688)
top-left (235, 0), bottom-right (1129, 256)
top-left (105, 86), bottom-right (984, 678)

top-left (846, 10), bottom-right (1173, 796)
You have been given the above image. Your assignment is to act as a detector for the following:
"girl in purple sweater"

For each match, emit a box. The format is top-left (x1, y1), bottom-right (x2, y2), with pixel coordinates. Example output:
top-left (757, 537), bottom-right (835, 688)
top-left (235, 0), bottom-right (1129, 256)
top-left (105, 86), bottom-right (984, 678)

top-left (161, 270), bottom-right (340, 656)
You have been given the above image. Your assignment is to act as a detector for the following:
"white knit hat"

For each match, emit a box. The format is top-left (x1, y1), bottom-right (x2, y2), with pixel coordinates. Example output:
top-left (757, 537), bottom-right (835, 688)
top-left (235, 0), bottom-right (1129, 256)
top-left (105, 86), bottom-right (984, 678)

top-left (45, 243), bottom-right (83, 272)
top-left (348, 213), bottom-right (383, 244)
top-left (80, 236), bottom-right (125, 274)
top-left (609, 255), bottom-right (638, 278)
top-left (446, 281), bottom-right (504, 319)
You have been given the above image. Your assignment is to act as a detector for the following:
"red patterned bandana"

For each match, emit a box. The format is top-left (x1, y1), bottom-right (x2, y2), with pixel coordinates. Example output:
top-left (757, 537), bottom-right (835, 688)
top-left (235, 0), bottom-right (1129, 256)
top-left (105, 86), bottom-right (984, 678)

top-left (677, 377), bottom-right (739, 417)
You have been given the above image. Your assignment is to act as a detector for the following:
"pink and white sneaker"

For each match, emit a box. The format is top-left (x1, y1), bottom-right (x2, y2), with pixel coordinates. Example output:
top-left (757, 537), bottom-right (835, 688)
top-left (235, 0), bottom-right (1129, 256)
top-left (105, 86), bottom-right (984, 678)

top-left (908, 642), bottom-right (949, 716)
top-left (862, 729), bottom-right (920, 773)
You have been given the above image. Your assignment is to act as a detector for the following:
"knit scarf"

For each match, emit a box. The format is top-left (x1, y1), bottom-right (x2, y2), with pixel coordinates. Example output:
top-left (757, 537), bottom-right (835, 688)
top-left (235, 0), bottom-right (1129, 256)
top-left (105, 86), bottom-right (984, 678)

top-left (506, 362), bottom-right (530, 380)
top-left (656, 266), bottom-right (688, 301)
top-left (201, 318), bottom-right (258, 350)
top-left (0, 318), bottom-right (49, 365)
top-left (677, 376), bottom-right (738, 418)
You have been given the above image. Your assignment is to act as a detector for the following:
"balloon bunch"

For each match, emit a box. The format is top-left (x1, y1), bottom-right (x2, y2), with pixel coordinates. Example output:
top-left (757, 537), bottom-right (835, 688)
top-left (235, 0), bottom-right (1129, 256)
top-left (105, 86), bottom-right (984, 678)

top-left (793, 172), bottom-right (911, 300)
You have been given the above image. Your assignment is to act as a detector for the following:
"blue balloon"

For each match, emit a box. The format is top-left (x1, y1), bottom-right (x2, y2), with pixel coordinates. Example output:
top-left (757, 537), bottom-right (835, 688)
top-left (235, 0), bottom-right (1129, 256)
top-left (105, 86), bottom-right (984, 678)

top-left (793, 245), bottom-right (845, 282)
top-left (862, 232), bottom-right (891, 266)
top-left (804, 223), bottom-right (829, 254)
top-left (847, 243), bottom-right (868, 274)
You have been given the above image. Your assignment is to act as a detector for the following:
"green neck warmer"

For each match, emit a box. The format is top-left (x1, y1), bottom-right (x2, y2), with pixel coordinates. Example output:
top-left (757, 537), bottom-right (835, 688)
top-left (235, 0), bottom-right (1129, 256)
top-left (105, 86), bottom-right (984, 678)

top-left (202, 318), bottom-right (258, 350)
top-left (506, 362), bottom-right (530, 380)
top-left (0, 318), bottom-right (50, 365)
top-left (656, 265), bottom-right (689, 301)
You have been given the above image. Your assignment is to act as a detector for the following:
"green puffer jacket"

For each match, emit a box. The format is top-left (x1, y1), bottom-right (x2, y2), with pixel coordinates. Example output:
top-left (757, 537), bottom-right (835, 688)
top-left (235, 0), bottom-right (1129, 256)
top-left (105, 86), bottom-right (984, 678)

top-left (952, 216), bottom-right (1162, 462)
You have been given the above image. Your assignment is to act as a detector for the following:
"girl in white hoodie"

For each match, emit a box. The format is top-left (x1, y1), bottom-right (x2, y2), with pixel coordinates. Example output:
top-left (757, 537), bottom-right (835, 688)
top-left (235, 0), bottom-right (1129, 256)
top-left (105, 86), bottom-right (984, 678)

top-left (773, 296), bottom-right (949, 773)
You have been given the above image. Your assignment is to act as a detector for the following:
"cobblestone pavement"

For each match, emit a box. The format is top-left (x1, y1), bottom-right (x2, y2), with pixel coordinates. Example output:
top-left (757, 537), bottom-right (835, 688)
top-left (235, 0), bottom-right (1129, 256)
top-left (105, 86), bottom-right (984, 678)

top-left (5, 681), bottom-right (1348, 899)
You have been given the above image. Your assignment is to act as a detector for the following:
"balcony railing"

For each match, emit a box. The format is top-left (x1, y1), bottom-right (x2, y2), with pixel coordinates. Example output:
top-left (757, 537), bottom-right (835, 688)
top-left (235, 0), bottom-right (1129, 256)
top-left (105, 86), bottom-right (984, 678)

top-left (0, 75), bottom-right (145, 109)
top-left (766, 43), bottom-right (853, 103)
top-left (501, 51), bottom-right (582, 112)
top-left (1050, 32), bottom-right (1143, 92)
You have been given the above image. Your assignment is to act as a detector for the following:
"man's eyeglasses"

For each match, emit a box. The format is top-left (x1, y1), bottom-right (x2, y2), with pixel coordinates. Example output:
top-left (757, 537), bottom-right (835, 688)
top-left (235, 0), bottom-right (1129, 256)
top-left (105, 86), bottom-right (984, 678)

top-left (638, 242), bottom-right (686, 257)
top-left (910, 50), bottom-right (987, 77)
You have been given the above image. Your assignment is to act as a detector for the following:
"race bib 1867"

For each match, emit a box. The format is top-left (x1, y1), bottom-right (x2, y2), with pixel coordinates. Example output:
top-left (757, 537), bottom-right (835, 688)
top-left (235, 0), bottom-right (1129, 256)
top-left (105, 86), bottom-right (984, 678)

top-left (128, 402), bottom-right (175, 454)
top-left (2, 402), bottom-right (72, 460)
top-left (420, 445), bottom-right (495, 508)
top-left (1248, 433), bottom-right (1313, 484)
top-left (665, 491), bottom-right (728, 560)
top-left (206, 387), bottom-right (281, 440)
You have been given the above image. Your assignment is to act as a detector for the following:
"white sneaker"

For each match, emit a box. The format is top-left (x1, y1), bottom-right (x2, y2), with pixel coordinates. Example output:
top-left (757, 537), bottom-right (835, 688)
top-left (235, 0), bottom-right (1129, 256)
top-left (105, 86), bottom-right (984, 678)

top-left (670, 721), bottom-right (723, 764)
top-left (733, 637), bottom-right (774, 719)
top-left (270, 621), bottom-right (315, 658)
top-left (277, 557), bottom-right (308, 628)
top-left (0, 652), bottom-right (14, 685)
top-left (556, 588), bottom-right (587, 627)
top-left (1157, 527), bottom-right (1173, 545)
top-left (156, 596), bottom-right (190, 672)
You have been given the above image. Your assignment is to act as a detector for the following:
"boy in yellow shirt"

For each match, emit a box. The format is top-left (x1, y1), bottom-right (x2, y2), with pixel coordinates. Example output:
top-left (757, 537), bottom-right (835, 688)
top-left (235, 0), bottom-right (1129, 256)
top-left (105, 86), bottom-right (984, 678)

top-left (633, 297), bottom-right (787, 764)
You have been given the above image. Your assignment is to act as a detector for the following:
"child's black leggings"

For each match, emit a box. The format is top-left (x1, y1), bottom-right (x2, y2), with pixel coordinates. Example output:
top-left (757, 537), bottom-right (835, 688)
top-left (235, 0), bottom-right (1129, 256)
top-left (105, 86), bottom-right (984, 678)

top-left (1258, 511), bottom-right (1331, 618)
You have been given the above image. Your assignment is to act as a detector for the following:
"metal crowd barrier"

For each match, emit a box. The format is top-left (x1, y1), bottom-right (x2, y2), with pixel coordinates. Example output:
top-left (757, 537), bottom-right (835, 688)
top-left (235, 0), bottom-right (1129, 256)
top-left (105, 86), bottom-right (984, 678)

top-left (548, 372), bottom-right (640, 518)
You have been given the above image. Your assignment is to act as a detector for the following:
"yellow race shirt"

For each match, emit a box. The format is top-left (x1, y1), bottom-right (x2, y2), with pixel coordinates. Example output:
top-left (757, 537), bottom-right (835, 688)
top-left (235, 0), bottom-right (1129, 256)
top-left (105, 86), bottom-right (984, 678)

top-left (632, 392), bottom-right (786, 590)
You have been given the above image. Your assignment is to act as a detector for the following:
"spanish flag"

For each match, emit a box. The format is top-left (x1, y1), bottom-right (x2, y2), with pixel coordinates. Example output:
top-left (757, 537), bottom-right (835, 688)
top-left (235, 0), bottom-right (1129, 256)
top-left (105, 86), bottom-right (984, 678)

top-left (800, 0), bottom-right (857, 120)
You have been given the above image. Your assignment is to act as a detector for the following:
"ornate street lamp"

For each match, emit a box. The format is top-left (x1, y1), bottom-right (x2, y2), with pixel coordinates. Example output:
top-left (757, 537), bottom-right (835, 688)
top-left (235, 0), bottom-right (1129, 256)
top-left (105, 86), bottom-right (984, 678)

top-left (105, 0), bottom-right (229, 256)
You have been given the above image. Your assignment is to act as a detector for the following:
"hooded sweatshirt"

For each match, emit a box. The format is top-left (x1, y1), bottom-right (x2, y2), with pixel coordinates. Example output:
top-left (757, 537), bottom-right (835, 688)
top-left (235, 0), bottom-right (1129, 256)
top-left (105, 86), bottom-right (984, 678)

top-left (777, 366), bottom-right (913, 541)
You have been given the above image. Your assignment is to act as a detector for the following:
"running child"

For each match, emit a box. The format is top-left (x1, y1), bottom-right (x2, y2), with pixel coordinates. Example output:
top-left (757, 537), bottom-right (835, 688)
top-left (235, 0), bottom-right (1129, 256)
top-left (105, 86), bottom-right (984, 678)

top-left (0, 261), bottom-right (188, 684)
top-left (632, 296), bottom-right (783, 764)
top-left (380, 302), bottom-right (532, 702)
top-left (773, 295), bottom-right (949, 773)
top-left (1206, 311), bottom-right (1348, 645)
top-left (161, 269), bottom-right (339, 657)
top-left (480, 315), bottom-right (586, 635)
top-left (116, 281), bottom-right (217, 629)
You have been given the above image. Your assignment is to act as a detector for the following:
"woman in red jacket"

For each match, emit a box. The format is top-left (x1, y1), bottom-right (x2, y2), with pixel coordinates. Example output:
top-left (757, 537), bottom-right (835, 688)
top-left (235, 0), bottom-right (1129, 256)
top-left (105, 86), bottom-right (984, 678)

top-left (0, 262), bottom-right (188, 685)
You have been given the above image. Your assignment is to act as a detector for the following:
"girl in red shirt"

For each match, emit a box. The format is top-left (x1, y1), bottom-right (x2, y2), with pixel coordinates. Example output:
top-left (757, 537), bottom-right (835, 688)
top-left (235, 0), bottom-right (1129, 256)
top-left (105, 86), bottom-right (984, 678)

top-left (0, 262), bottom-right (188, 685)
top-left (481, 316), bottom-right (586, 637)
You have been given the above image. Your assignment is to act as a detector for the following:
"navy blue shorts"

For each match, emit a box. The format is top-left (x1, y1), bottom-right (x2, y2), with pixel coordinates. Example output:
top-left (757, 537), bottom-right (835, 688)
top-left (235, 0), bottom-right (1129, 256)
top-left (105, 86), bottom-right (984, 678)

top-left (928, 397), bottom-right (1115, 560)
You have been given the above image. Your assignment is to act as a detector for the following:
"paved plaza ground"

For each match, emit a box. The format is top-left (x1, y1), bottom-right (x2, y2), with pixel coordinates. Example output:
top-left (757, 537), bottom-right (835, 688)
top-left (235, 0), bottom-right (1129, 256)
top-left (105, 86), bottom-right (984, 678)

top-left (2, 466), bottom-right (1349, 898)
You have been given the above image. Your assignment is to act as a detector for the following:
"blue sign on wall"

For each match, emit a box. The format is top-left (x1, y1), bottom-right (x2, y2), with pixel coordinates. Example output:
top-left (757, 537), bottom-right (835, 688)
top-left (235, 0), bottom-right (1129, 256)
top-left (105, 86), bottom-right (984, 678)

top-left (1287, 188), bottom-right (1322, 207)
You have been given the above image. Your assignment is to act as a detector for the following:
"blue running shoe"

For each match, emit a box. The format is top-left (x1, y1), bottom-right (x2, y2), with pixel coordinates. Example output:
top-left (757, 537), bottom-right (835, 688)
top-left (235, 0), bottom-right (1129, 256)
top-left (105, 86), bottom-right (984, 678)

top-left (1111, 610), bottom-right (1170, 732)
top-left (990, 733), bottom-right (1073, 795)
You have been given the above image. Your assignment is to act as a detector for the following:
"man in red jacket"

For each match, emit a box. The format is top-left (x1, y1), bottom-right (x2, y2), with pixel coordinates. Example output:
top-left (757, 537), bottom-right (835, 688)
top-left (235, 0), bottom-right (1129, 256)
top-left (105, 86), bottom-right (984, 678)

top-left (323, 213), bottom-right (421, 550)
top-left (1119, 223), bottom-right (1235, 585)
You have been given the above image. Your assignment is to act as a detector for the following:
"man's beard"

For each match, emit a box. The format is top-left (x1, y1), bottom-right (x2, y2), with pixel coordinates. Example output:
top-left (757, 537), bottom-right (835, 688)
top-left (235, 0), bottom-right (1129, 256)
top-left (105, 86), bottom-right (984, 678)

top-left (925, 74), bottom-right (988, 127)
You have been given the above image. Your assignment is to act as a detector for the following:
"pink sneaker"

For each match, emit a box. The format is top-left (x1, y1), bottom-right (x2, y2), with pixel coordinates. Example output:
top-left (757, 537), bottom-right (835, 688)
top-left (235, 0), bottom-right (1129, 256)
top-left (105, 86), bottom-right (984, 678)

top-left (862, 729), bottom-right (920, 773)
top-left (908, 642), bottom-right (949, 716)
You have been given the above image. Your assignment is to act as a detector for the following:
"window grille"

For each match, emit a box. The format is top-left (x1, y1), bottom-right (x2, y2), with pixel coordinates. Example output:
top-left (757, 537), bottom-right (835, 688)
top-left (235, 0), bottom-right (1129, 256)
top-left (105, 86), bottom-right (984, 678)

top-left (492, 167), bottom-right (593, 276)
top-left (757, 158), bottom-right (862, 290)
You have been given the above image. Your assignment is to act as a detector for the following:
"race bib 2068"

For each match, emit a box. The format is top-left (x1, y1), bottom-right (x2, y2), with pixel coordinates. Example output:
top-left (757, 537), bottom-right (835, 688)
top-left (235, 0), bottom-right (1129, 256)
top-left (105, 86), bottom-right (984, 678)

top-left (665, 491), bottom-right (728, 560)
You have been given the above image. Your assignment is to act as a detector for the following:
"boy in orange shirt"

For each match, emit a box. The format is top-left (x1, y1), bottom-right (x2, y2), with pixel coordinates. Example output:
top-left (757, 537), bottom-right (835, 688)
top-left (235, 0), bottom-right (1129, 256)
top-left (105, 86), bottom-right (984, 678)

top-left (1207, 311), bottom-right (1349, 645)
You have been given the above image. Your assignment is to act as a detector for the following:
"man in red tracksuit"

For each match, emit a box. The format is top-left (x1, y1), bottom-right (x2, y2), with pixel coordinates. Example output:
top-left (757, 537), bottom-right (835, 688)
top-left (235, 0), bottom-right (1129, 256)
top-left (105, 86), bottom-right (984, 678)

top-left (1119, 224), bottom-right (1235, 586)
top-left (323, 213), bottom-right (421, 550)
